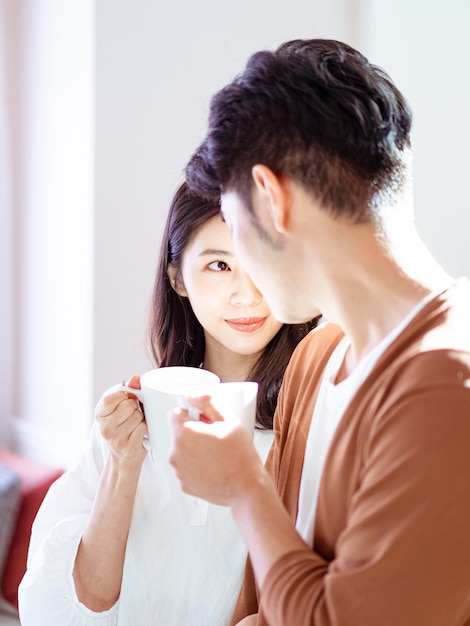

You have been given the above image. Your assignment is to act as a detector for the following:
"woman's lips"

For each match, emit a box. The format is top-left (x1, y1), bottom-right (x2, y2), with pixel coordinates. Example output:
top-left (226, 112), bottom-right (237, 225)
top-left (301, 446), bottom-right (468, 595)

top-left (225, 317), bottom-right (267, 332)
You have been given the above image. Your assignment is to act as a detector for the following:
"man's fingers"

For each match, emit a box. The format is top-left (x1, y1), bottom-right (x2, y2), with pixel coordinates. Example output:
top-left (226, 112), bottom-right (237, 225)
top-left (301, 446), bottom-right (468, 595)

top-left (185, 395), bottom-right (225, 423)
top-left (168, 408), bottom-right (219, 440)
top-left (169, 407), bottom-right (190, 429)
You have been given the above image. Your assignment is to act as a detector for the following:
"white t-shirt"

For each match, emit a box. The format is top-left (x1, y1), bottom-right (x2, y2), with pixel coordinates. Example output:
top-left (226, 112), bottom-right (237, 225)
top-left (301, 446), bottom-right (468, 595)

top-left (296, 292), bottom-right (439, 545)
top-left (18, 424), bottom-right (273, 626)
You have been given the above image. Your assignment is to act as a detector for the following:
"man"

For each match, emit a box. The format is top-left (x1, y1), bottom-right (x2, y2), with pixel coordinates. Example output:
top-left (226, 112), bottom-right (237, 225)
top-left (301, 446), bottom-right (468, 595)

top-left (169, 39), bottom-right (470, 625)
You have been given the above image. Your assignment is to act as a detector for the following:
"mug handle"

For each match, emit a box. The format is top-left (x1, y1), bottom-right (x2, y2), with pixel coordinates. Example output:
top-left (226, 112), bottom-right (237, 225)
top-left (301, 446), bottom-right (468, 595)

top-left (105, 382), bottom-right (144, 403)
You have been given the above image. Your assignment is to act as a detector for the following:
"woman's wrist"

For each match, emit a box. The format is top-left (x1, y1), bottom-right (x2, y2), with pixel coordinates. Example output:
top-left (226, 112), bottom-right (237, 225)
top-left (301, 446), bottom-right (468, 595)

top-left (107, 446), bottom-right (147, 474)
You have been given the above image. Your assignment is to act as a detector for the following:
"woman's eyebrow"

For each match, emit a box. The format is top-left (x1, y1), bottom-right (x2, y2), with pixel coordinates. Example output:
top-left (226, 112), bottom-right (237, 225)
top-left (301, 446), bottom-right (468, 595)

top-left (198, 249), bottom-right (234, 257)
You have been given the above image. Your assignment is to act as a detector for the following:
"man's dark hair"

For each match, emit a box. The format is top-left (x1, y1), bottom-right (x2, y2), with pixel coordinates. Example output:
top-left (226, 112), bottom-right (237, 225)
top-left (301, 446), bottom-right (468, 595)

top-left (186, 39), bottom-right (412, 223)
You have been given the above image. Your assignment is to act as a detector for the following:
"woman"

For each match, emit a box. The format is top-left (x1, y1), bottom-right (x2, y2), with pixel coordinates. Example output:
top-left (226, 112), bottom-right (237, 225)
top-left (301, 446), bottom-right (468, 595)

top-left (19, 183), bottom-right (319, 626)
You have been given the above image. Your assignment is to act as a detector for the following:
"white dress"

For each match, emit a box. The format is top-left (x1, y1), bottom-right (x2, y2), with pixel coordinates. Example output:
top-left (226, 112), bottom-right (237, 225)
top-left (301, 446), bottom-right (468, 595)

top-left (18, 423), bottom-right (273, 626)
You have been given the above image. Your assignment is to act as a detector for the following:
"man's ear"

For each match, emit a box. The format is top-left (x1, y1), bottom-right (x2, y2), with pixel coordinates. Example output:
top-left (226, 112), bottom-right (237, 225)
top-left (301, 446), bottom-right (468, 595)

top-left (167, 265), bottom-right (187, 297)
top-left (251, 164), bottom-right (290, 233)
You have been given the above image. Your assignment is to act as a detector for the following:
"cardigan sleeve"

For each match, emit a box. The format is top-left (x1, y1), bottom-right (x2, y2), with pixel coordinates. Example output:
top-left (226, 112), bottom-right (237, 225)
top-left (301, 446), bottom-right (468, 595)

top-left (260, 354), bottom-right (470, 626)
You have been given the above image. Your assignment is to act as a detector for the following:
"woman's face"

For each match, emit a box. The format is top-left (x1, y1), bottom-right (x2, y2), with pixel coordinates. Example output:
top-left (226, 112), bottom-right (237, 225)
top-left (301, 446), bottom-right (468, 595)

top-left (173, 215), bottom-right (282, 361)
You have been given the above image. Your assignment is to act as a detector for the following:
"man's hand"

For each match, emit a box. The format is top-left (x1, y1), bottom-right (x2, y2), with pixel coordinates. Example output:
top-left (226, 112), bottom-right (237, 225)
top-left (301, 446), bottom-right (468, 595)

top-left (235, 615), bottom-right (258, 625)
top-left (168, 394), bottom-right (263, 506)
top-left (170, 394), bottom-right (309, 593)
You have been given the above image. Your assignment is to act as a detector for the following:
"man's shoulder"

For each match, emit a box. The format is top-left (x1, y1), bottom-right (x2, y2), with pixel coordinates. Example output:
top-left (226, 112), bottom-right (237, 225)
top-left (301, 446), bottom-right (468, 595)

top-left (364, 279), bottom-right (470, 410)
top-left (432, 277), bottom-right (470, 349)
top-left (400, 277), bottom-right (470, 356)
top-left (295, 320), bottom-right (344, 357)
top-left (286, 321), bottom-right (344, 380)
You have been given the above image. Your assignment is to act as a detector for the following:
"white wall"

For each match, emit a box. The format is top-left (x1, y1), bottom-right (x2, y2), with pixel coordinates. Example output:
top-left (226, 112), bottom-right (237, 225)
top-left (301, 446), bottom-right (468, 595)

top-left (0, 0), bottom-right (14, 448)
top-left (8, 0), bottom-right (94, 466)
top-left (360, 0), bottom-right (470, 278)
top-left (7, 0), bottom-right (469, 467)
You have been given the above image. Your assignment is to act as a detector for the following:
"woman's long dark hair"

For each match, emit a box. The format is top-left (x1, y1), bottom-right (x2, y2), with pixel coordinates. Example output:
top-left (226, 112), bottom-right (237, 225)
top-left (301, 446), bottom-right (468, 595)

top-left (148, 182), bottom-right (320, 429)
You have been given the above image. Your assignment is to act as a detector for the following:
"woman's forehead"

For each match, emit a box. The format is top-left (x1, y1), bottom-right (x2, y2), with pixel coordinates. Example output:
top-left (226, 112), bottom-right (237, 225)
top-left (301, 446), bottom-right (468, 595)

top-left (184, 214), bottom-right (233, 256)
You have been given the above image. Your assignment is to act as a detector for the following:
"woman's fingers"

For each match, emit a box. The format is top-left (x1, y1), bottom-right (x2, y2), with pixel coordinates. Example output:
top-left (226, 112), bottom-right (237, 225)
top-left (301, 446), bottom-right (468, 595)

top-left (125, 374), bottom-right (141, 389)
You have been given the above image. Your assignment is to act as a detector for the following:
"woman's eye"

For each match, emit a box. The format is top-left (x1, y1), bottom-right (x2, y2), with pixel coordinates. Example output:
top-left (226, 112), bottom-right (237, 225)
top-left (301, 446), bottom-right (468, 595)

top-left (208, 260), bottom-right (230, 272)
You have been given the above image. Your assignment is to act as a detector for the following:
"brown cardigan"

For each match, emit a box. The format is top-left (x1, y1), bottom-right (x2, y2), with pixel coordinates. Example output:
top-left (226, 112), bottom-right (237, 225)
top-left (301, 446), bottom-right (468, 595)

top-left (233, 279), bottom-right (470, 626)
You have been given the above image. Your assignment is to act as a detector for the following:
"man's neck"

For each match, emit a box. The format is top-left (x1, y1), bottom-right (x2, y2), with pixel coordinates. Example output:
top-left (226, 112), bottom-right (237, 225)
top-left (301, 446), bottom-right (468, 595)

top-left (319, 219), bottom-right (454, 376)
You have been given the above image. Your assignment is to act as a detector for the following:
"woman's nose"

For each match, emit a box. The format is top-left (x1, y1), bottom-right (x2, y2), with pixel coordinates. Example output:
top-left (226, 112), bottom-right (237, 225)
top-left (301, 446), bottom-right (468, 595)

top-left (229, 272), bottom-right (262, 307)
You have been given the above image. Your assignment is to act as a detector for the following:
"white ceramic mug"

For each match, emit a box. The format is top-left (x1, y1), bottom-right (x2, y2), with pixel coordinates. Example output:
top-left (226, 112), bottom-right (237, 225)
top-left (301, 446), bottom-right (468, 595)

top-left (118, 366), bottom-right (220, 466)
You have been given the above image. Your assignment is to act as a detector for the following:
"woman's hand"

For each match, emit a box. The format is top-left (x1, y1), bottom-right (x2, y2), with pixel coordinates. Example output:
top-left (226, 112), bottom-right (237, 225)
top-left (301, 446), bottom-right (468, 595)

top-left (74, 375), bottom-right (148, 611)
top-left (95, 375), bottom-right (148, 467)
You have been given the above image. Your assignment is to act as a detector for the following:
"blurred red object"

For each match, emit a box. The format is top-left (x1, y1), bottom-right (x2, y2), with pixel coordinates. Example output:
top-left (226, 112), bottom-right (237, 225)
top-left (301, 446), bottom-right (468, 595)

top-left (0, 449), bottom-right (63, 609)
